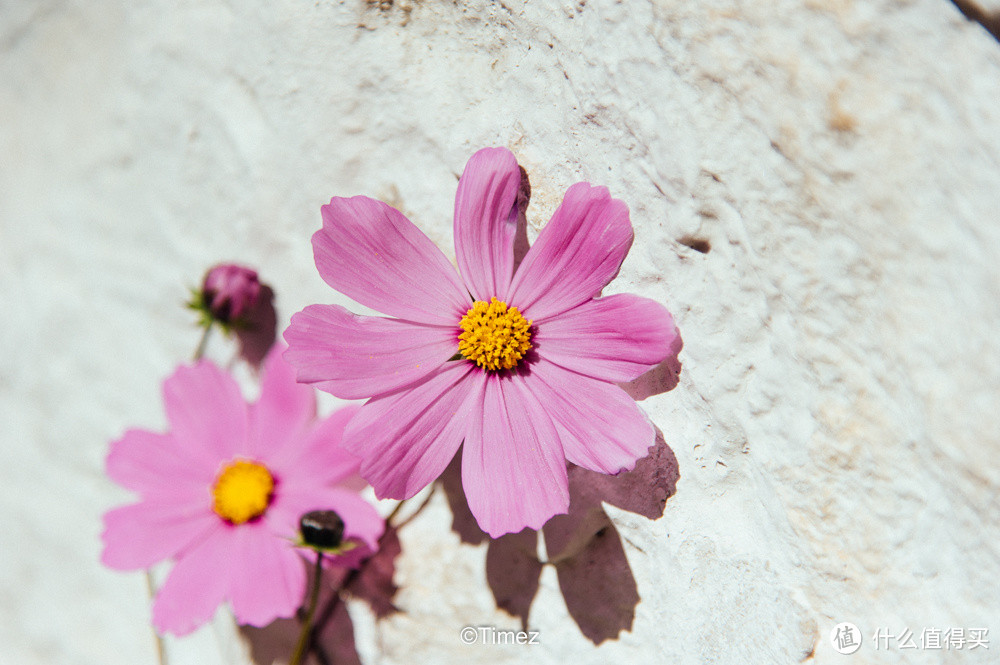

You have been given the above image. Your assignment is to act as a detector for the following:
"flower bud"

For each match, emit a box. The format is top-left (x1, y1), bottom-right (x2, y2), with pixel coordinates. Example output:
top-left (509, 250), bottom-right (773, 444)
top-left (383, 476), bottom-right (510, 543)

top-left (299, 510), bottom-right (345, 549)
top-left (201, 264), bottom-right (261, 325)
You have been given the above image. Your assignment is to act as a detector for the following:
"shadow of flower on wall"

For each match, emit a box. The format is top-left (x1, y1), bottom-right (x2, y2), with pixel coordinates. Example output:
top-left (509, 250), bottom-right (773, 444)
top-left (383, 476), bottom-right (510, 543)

top-left (619, 332), bottom-right (683, 401)
top-left (241, 525), bottom-right (402, 665)
top-left (242, 607), bottom-right (361, 665)
top-left (441, 426), bottom-right (680, 644)
top-left (234, 284), bottom-right (277, 370)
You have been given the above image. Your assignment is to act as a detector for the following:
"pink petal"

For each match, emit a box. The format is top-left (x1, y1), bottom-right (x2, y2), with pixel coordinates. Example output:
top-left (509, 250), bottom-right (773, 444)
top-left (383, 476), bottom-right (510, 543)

top-left (101, 499), bottom-right (217, 571)
top-left (506, 183), bottom-right (632, 320)
top-left (106, 429), bottom-right (214, 498)
top-left (267, 404), bottom-right (363, 487)
top-left (528, 360), bottom-right (655, 474)
top-left (163, 361), bottom-right (249, 464)
top-left (283, 304), bottom-right (457, 400)
top-left (337, 473), bottom-right (369, 493)
top-left (462, 372), bottom-right (570, 537)
top-left (453, 147), bottom-right (522, 300)
top-left (313, 196), bottom-right (470, 325)
top-left (326, 489), bottom-right (385, 549)
top-left (229, 524), bottom-right (306, 627)
top-left (342, 363), bottom-right (480, 500)
top-left (151, 527), bottom-right (233, 636)
top-left (534, 294), bottom-right (676, 382)
top-left (248, 344), bottom-right (316, 458)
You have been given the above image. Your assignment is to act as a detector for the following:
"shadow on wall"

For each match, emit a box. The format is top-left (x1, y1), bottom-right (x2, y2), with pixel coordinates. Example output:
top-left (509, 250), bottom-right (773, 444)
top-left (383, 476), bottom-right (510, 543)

top-left (235, 284), bottom-right (277, 371)
top-left (441, 340), bottom-right (682, 644)
top-left (240, 526), bottom-right (402, 665)
top-left (442, 429), bottom-right (680, 644)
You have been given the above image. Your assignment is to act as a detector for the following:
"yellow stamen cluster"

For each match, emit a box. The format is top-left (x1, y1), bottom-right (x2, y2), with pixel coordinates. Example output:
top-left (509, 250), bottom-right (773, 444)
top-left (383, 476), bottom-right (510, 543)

top-left (211, 459), bottom-right (274, 525)
top-left (458, 297), bottom-right (533, 371)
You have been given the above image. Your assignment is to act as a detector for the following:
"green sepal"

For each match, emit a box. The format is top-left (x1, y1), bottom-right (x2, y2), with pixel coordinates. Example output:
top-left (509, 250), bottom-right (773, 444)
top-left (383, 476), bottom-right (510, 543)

top-left (289, 537), bottom-right (361, 557)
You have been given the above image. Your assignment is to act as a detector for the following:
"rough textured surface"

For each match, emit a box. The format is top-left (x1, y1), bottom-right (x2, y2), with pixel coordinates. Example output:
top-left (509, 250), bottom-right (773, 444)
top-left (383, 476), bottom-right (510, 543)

top-left (2, 0), bottom-right (999, 663)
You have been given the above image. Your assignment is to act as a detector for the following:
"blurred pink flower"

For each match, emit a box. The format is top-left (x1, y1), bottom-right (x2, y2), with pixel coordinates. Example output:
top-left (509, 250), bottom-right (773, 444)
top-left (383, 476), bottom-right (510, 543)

top-left (284, 147), bottom-right (677, 537)
top-left (101, 347), bottom-right (383, 636)
top-left (202, 263), bottom-right (261, 324)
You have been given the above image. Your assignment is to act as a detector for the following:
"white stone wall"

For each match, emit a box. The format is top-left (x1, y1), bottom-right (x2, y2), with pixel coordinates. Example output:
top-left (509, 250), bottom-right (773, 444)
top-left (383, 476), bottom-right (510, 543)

top-left (2, 0), bottom-right (999, 663)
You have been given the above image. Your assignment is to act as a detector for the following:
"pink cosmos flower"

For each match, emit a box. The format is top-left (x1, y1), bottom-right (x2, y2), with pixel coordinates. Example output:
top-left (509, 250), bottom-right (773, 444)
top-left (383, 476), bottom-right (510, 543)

top-left (284, 147), bottom-right (677, 537)
top-left (101, 346), bottom-right (383, 636)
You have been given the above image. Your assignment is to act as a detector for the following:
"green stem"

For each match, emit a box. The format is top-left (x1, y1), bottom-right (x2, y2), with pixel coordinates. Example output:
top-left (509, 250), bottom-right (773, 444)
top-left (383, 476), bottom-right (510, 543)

top-left (193, 323), bottom-right (213, 361)
top-left (312, 567), bottom-right (358, 648)
top-left (383, 484), bottom-right (435, 530)
top-left (395, 485), bottom-right (436, 529)
top-left (145, 570), bottom-right (167, 665)
top-left (290, 552), bottom-right (325, 665)
top-left (311, 489), bottom-right (434, 641)
top-left (385, 498), bottom-right (407, 525)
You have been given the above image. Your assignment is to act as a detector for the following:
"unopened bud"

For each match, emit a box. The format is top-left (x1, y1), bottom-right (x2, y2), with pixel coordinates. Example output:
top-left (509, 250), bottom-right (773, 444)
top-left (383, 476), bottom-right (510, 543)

top-left (200, 263), bottom-right (261, 325)
top-left (299, 510), bottom-right (345, 549)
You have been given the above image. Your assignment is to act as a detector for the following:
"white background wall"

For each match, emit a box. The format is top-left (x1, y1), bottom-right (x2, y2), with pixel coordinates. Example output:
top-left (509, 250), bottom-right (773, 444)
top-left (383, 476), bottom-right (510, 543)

top-left (2, 0), bottom-right (999, 663)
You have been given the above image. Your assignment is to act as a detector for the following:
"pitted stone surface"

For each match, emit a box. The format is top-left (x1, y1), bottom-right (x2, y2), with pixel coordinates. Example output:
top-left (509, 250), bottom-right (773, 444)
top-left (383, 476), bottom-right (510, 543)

top-left (2, 1), bottom-right (999, 663)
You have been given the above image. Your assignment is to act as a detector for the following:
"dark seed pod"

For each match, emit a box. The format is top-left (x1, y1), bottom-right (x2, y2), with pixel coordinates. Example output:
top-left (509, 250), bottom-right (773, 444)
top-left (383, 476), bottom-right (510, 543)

top-left (299, 510), bottom-right (345, 549)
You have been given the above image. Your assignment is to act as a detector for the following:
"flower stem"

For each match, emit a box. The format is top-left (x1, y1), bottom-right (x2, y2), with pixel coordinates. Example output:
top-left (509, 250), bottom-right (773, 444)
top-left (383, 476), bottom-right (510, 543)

top-left (384, 484), bottom-right (436, 529)
top-left (395, 485), bottom-right (436, 529)
top-left (309, 488), bottom-right (436, 647)
top-left (312, 567), bottom-right (358, 645)
top-left (193, 323), bottom-right (213, 361)
top-left (145, 570), bottom-right (167, 665)
top-left (385, 498), bottom-right (407, 525)
top-left (290, 552), bottom-right (324, 665)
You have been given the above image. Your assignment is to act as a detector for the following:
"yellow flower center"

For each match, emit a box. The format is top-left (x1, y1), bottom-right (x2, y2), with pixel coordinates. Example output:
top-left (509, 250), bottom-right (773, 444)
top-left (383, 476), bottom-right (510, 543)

top-left (211, 459), bottom-right (274, 525)
top-left (458, 297), bottom-right (533, 371)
